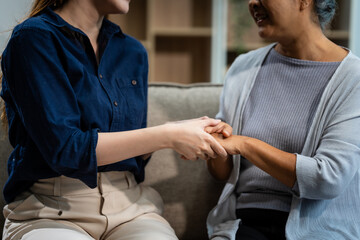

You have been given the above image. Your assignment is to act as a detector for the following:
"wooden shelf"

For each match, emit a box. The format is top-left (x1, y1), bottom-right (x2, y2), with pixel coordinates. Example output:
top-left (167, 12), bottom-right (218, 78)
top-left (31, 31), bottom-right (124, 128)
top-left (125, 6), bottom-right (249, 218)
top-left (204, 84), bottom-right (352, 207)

top-left (109, 0), bottom-right (350, 83)
top-left (140, 41), bottom-right (151, 50)
top-left (150, 0), bottom-right (212, 29)
top-left (152, 27), bottom-right (212, 37)
top-left (154, 36), bottom-right (211, 84)
top-left (108, 0), bottom-right (148, 41)
top-left (109, 0), bottom-right (213, 83)
top-left (324, 30), bottom-right (349, 40)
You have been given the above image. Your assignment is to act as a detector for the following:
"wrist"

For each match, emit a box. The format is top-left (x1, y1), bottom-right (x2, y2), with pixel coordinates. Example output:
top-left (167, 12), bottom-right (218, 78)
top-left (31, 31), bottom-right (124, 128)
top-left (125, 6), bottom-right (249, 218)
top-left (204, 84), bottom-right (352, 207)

top-left (157, 123), bottom-right (177, 149)
top-left (235, 135), bottom-right (248, 156)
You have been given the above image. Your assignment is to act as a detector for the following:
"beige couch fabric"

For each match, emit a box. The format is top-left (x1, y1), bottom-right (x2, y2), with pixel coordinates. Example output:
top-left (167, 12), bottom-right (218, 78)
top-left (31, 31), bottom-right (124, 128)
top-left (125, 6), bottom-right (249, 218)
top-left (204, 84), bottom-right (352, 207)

top-left (145, 83), bottom-right (225, 239)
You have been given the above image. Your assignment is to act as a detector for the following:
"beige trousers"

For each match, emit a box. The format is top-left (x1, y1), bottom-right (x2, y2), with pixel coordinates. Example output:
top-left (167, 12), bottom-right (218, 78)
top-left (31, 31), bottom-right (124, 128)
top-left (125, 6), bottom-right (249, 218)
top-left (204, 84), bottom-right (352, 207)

top-left (2, 171), bottom-right (178, 240)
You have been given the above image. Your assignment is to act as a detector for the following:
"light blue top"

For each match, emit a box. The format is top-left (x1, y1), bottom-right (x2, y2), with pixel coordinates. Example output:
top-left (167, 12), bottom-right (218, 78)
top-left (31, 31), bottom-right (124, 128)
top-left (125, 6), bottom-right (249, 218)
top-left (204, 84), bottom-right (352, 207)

top-left (207, 44), bottom-right (360, 240)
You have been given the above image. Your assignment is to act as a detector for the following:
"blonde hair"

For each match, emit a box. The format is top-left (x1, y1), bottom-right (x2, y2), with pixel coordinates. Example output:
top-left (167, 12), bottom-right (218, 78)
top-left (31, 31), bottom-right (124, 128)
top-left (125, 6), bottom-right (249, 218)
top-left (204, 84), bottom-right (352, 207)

top-left (0, 0), bottom-right (68, 129)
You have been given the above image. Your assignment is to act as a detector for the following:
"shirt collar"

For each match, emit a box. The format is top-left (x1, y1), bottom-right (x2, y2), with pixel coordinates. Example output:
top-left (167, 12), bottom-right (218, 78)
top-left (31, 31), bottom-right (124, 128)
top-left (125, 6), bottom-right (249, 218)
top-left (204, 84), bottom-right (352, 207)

top-left (39, 7), bottom-right (125, 39)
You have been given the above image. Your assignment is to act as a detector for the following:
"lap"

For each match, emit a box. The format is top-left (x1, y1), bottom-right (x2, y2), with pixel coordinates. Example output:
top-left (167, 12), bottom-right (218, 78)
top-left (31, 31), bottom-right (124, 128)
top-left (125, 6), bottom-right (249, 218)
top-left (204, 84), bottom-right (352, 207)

top-left (5, 213), bottom-right (177, 240)
top-left (22, 228), bottom-right (94, 240)
top-left (104, 213), bottom-right (178, 240)
top-left (3, 173), bottom-right (177, 240)
top-left (3, 219), bottom-right (93, 240)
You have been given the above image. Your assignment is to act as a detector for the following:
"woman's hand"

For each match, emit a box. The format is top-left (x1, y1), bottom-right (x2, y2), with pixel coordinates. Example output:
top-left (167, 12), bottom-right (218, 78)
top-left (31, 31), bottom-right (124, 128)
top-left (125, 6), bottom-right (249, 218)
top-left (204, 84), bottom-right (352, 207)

top-left (205, 133), bottom-right (235, 181)
top-left (165, 117), bottom-right (228, 161)
top-left (205, 121), bottom-right (232, 138)
top-left (211, 133), bottom-right (240, 155)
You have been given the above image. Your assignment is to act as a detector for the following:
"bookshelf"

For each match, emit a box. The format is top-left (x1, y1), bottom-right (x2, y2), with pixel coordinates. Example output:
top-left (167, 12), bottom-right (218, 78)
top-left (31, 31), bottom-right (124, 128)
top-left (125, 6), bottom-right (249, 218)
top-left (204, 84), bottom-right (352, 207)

top-left (108, 0), bottom-right (212, 84)
top-left (109, 0), bottom-right (351, 83)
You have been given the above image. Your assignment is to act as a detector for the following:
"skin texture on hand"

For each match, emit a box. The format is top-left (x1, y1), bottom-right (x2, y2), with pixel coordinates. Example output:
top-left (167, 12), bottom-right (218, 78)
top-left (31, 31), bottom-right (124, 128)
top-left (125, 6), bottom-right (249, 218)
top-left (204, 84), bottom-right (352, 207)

top-left (180, 121), bottom-right (233, 161)
top-left (165, 117), bottom-right (228, 161)
top-left (206, 133), bottom-right (234, 181)
top-left (203, 123), bottom-right (234, 181)
top-left (205, 121), bottom-right (233, 138)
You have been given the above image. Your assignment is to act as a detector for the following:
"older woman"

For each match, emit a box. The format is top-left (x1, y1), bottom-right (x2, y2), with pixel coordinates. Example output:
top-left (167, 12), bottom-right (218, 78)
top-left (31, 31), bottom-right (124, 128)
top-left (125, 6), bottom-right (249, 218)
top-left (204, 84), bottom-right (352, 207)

top-left (206, 0), bottom-right (360, 239)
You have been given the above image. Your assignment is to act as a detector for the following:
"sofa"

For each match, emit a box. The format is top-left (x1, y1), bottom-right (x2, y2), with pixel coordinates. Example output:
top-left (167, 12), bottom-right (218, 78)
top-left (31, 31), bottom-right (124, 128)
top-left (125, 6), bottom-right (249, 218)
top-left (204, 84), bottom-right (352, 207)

top-left (0, 83), bottom-right (225, 240)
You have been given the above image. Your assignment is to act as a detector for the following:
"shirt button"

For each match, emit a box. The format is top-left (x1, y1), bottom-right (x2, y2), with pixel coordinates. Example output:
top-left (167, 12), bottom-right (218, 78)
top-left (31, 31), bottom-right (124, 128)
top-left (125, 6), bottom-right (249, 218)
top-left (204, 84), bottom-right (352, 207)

top-left (131, 80), bottom-right (137, 85)
top-left (99, 74), bottom-right (103, 79)
top-left (113, 101), bottom-right (118, 107)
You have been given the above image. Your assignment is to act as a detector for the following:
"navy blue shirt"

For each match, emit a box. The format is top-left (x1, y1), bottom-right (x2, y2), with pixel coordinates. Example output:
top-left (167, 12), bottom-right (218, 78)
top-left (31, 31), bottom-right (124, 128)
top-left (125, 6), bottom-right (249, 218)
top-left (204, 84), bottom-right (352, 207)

top-left (0, 8), bottom-right (149, 203)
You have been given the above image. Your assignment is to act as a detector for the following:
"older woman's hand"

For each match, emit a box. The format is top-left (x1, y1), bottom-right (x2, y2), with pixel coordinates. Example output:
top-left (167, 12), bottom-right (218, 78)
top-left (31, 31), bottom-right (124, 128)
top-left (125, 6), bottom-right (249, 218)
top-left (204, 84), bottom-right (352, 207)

top-left (210, 133), bottom-right (241, 156)
top-left (205, 121), bottom-right (232, 138)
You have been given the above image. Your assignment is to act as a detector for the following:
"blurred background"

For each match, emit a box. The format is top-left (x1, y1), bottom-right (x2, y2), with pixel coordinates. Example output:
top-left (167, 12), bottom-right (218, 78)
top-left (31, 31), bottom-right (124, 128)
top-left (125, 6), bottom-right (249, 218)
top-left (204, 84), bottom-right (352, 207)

top-left (1, 0), bottom-right (359, 84)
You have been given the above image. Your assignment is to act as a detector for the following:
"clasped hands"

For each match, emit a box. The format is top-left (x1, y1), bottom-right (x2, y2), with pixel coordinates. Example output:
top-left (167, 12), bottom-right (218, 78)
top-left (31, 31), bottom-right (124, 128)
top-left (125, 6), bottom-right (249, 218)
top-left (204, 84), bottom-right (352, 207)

top-left (165, 116), bottom-right (234, 161)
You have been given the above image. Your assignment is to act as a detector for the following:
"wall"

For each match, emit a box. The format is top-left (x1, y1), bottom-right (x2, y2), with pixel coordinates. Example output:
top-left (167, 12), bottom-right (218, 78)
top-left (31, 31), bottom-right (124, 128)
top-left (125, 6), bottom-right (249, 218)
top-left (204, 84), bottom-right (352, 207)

top-left (350, 0), bottom-right (360, 57)
top-left (0, 0), bottom-right (32, 53)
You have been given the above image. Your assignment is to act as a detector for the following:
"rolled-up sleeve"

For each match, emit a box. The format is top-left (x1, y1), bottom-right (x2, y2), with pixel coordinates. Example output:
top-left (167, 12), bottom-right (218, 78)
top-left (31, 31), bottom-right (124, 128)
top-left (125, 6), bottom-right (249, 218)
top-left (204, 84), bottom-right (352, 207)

top-left (294, 83), bottom-right (360, 199)
top-left (4, 28), bottom-right (98, 187)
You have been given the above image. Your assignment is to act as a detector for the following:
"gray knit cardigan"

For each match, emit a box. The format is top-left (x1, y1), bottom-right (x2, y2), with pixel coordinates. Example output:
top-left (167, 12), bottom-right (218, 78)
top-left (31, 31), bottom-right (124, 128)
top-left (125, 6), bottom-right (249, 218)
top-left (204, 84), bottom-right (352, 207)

top-left (207, 44), bottom-right (360, 240)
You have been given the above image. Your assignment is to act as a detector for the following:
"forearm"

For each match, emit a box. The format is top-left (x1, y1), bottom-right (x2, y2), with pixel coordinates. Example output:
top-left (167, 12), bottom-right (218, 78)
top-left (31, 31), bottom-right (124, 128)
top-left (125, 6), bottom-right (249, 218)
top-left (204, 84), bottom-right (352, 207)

top-left (96, 117), bottom-right (227, 166)
top-left (233, 135), bottom-right (297, 187)
top-left (96, 125), bottom-right (171, 166)
top-left (207, 155), bottom-right (233, 181)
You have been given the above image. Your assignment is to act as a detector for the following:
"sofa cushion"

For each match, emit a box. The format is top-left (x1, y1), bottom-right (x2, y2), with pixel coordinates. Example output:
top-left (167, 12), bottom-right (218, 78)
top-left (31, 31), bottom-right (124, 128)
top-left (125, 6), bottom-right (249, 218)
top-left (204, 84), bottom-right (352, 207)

top-left (145, 83), bottom-right (224, 240)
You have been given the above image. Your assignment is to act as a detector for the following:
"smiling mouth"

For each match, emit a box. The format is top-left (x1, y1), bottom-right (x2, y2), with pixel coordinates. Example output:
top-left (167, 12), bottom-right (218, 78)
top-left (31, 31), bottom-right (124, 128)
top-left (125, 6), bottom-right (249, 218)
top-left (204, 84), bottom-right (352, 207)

top-left (254, 12), bottom-right (268, 25)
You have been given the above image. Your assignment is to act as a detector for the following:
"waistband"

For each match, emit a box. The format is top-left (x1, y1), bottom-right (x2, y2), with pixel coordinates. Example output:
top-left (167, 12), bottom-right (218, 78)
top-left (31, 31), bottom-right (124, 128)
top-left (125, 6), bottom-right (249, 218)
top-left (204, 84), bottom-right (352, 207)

top-left (29, 171), bottom-right (136, 197)
top-left (236, 208), bottom-right (289, 224)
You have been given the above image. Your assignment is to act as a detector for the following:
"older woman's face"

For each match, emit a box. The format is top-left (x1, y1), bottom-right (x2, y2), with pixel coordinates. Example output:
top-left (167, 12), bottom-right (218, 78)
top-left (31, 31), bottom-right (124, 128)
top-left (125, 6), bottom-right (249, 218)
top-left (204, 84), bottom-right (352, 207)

top-left (248, 0), bottom-right (301, 41)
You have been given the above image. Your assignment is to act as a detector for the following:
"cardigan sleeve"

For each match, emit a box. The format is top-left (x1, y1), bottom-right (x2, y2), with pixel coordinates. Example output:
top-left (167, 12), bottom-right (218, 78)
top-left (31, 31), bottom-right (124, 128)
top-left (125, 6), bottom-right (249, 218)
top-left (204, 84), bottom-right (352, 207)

top-left (294, 79), bottom-right (360, 199)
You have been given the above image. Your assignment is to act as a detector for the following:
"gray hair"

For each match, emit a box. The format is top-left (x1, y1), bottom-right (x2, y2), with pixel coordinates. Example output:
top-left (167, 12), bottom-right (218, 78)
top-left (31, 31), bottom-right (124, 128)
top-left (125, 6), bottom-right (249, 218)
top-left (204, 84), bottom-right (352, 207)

top-left (314, 0), bottom-right (337, 29)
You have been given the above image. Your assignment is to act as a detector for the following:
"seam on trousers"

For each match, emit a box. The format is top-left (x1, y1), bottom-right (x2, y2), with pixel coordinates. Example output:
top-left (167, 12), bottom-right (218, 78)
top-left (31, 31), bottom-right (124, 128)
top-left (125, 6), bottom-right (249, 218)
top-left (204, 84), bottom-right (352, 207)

top-left (54, 177), bottom-right (61, 197)
top-left (98, 173), bottom-right (109, 240)
top-left (54, 177), bottom-right (63, 215)
top-left (125, 172), bottom-right (131, 189)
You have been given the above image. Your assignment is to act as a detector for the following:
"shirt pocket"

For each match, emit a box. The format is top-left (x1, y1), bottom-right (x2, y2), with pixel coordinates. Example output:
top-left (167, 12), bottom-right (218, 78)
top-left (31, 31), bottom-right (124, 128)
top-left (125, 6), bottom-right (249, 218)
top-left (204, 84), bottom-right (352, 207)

top-left (114, 77), bottom-right (147, 130)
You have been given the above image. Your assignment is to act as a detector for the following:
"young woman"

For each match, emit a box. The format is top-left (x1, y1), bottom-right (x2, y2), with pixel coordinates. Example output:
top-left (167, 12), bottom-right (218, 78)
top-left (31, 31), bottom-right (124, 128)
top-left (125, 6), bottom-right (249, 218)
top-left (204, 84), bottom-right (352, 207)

top-left (0, 0), bottom-right (229, 239)
top-left (206, 0), bottom-right (360, 239)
